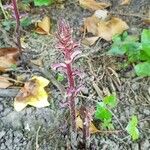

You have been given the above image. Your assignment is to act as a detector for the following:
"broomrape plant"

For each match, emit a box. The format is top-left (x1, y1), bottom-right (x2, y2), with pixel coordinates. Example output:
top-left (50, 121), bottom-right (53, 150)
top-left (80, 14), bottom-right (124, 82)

top-left (52, 20), bottom-right (83, 133)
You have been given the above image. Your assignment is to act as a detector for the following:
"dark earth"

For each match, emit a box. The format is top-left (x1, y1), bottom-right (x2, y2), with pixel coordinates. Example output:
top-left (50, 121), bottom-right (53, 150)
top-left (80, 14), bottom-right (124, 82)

top-left (0, 0), bottom-right (150, 149)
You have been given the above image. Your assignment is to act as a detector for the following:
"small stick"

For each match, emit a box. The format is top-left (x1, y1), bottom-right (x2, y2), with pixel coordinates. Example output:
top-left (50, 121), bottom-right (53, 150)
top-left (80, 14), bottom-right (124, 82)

top-left (110, 11), bottom-right (148, 19)
top-left (35, 126), bottom-right (41, 150)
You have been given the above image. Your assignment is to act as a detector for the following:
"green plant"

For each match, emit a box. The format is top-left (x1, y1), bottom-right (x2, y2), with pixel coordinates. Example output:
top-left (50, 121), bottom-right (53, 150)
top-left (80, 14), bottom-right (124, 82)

top-left (126, 115), bottom-right (139, 141)
top-left (34, 0), bottom-right (54, 6)
top-left (108, 29), bottom-right (150, 77)
top-left (95, 94), bottom-right (117, 129)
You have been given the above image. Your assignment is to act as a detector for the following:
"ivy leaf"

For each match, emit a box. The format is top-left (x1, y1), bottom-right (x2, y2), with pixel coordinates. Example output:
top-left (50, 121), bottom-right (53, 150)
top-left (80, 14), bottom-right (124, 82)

top-left (34, 0), bottom-right (54, 6)
top-left (141, 29), bottom-right (150, 59)
top-left (95, 102), bottom-right (112, 121)
top-left (134, 62), bottom-right (150, 77)
top-left (126, 115), bottom-right (139, 141)
top-left (103, 94), bottom-right (117, 108)
top-left (141, 29), bottom-right (150, 44)
top-left (108, 32), bottom-right (139, 57)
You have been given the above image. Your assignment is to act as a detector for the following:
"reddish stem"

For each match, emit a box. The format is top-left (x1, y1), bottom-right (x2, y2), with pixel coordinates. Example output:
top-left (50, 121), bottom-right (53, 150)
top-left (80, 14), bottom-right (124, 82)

top-left (11, 0), bottom-right (21, 51)
top-left (66, 63), bottom-right (76, 131)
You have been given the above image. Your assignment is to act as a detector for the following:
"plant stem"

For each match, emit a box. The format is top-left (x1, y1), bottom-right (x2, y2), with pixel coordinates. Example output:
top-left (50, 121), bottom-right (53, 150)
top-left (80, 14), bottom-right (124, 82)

top-left (66, 63), bottom-right (76, 131)
top-left (0, 0), bottom-right (8, 19)
top-left (11, 0), bottom-right (21, 51)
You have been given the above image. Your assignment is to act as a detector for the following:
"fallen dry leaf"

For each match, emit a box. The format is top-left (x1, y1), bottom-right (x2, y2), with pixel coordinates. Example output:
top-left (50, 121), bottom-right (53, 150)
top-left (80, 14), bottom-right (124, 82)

top-left (0, 76), bottom-right (13, 88)
top-left (121, 0), bottom-right (131, 5)
top-left (97, 17), bottom-right (129, 41)
top-left (14, 76), bottom-right (50, 111)
top-left (76, 115), bottom-right (100, 134)
top-left (79, 0), bottom-right (111, 11)
top-left (84, 15), bottom-right (128, 42)
top-left (0, 48), bottom-right (20, 72)
top-left (84, 15), bottom-right (100, 35)
top-left (35, 16), bottom-right (50, 35)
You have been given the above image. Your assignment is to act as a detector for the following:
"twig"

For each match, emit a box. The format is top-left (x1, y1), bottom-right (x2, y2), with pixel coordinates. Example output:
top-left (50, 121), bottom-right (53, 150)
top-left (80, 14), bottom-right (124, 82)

top-left (35, 126), bottom-right (41, 150)
top-left (110, 11), bottom-right (148, 19)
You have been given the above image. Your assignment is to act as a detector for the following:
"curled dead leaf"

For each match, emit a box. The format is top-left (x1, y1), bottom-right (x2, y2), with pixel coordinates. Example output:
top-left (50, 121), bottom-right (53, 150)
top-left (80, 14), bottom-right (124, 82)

top-left (76, 115), bottom-right (100, 134)
top-left (14, 76), bottom-right (50, 111)
top-left (79, 0), bottom-right (111, 11)
top-left (97, 17), bottom-right (129, 41)
top-left (0, 48), bottom-right (20, 72)
top-left (0, 76), bottom-right (13, 88)
top-left (121, 0), bottom-right (131, 5)
top-left (35, 16), bottom-right (50, 35)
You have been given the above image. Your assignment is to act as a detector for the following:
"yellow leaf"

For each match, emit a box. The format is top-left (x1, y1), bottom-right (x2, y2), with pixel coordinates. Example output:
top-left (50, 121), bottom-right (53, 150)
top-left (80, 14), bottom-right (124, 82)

top-left (14, 76), bottom-right (50, 111)
top-left (35, 16), bottom-right (50, 35)
top-left (76, 115), bottom-right (100, 134)
top-left (79, 0), bottom-right (111, 11)
top-left (121, 0), bottom-right (131, 5)
top-left (97, 17), bottom-right (129, 41)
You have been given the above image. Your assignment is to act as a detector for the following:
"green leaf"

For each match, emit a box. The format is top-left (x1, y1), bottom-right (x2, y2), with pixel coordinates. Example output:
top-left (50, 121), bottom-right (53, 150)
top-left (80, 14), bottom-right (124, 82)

top-left (134, 62), bottom-right (150, 77)
top-left (95, 102), bottom-right (112, 121)
top-left (57, 73), bottom-right (64, 82)
top-left (126, 115), bottom-right (139, 141)
top-left (103, 94), bottom-right (117, 108)
top-left (141, 29), bottom-right (150, 44)
top-left (108, 33), bottom-right (139, 56)
top-left (34, 0), bottom-right (54, 6)
top-left (141, 29), bottom-right (150, 59)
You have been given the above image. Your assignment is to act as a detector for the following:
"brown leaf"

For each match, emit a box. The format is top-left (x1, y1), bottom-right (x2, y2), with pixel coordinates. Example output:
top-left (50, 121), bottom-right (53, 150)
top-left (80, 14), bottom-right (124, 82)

top-left (76, 115), bottom-right (100, 134)
top-left (121, 0), bottom-right (131, 5)
top-left (0, 76), bottom-right (13, 88)
top-left (97, 17), bottom-right (129, 41)
top-left (79, 0), bottom-right (111, 11)
top-left (35, 16), bottom-right (50, 35)
top-left (84, 16), bottom-right (100, 35)
top-left (0, 48), bottom-right (20, 72)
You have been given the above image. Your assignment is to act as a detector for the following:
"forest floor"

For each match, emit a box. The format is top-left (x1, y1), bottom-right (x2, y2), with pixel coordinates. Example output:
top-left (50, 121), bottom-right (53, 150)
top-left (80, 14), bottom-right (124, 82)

top-left (0, 0), bottom-right (150, 150)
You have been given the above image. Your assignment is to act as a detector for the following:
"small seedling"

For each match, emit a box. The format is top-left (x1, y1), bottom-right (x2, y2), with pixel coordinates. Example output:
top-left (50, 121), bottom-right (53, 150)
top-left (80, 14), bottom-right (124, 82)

top-left (108, 29), bottom-right (150, 77)
top-left (95, 94), bottom-right (117, 129)
top-left (126, 115), bottom-right (139, 141)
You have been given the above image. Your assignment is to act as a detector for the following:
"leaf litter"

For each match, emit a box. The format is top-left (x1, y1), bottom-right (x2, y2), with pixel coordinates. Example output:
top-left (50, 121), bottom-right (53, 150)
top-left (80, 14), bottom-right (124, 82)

top-left (14, 76), bottom-right (50, 111)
